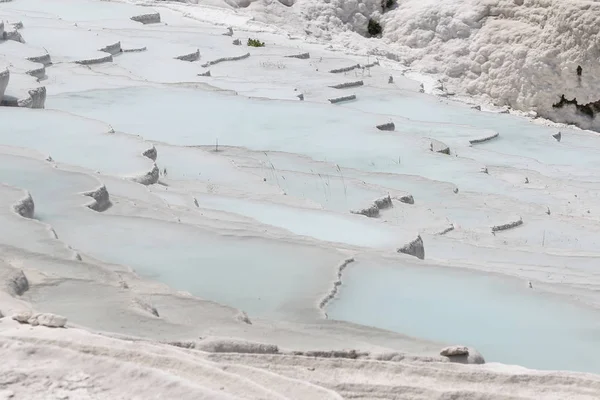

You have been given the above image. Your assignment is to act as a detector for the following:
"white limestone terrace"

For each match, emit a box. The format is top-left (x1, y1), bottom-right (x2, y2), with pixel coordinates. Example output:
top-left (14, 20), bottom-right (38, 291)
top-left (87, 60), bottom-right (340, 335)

top-left (1, 0), bottom-right (600, 397)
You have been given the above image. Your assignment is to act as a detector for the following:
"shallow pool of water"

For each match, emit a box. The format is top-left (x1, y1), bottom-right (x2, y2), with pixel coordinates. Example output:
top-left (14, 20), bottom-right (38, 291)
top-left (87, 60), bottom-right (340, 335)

top-left (326, 258), bottom-right (600, 373)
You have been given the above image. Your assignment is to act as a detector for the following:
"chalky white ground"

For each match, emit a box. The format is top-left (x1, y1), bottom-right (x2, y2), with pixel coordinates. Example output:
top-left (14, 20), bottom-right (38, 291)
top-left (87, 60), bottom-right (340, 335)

top-left (1, 0), bottom-right (600, 398)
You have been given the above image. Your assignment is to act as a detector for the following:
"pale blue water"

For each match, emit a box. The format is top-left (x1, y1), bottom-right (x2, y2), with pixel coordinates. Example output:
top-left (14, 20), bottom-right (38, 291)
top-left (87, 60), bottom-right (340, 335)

top-left (326, 259), bottom-right (600, 373)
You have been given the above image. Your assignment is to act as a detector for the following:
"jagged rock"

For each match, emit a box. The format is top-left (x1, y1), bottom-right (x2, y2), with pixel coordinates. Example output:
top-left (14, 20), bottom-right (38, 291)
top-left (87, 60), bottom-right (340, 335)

top-left (388, 75), bottom-right (394, 84)
top-left (28, 313), bottom-right (67, 328)
top-left (134, 298), bottom-right (159, 317)
top-left (376, 122), bottom-right (395, 131)
top-left (442, 346), bottom-right (485, 365)
top-left (397, 194), bottom-right (414, 205)
top-left (235, 311), bottom-right (252, 325)
top-left (132, 163), bottom-right (159, 185)
top-left (329, 94), bottom-right (356, 104)
top-left (397, 235), bottom-right (425, 260)
top-left (130, 13), bottom-right (161, 24)
top-left (297, 93), bottom-right (304, 101)
top-left (197, 70), bottom-right (211, 77)
top-left (142, 145), bottom-right (157, 161)
top-left (440, 345), bottom-right (469, 356)
top-left (453, 187), bottom-right (459, 194)
top-left (286, 52), bottom-right (310, 59)
top-left (472, 105), bottom-right (481, 111)
top-left (13, 192), bottom-right (34, 218)
top-left (12, 311), bottom-right (32, 323)
top-left (329, 64), bottom-right (361, 74)
top-left (330, 80), bottom-right (363, 89)
top-left (373, 195), bottom-right (392, 209)
top-left (6, 270), bottom-right (29, 296)
top-left (223, 27), bottom-right (233, 36)
top-left (83, 185), bottom-right (111, 212)
top-left (174, 49), bottom-right (200, 62)
top-left (553, 131), bottom-right (562, 142)
top-left (99, 42), bottom-right (122, 55)
top-left (491, 217), bottom-right (523, 232)
top-left (430, 139), bottom-right (450, 155)
top-left (351, 204), bottom-right (379, 218)
top-left (196, 338), bottom-right (278, 354)
top-left (232, 38), bottom-right (241, 46)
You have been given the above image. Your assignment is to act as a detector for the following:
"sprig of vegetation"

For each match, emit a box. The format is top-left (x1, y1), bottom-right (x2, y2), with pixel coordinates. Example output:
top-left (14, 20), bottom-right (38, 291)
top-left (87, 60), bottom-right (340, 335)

top-left (247, 38), bottom-right (265, 47)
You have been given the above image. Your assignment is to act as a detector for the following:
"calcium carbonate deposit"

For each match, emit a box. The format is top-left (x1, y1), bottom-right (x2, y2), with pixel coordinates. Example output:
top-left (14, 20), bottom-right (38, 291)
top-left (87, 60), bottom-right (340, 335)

top-left (1, 0), bottom-right (600, 398)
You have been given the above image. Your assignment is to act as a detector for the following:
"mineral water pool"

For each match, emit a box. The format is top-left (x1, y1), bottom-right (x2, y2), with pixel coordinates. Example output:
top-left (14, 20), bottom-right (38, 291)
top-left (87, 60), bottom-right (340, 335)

top-left (326, 258), bottom-right (600, 374)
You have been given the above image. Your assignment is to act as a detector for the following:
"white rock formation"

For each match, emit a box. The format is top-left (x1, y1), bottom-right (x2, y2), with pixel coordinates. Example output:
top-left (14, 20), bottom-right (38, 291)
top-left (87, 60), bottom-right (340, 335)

top-left (13, 192), bottom-right (34, 218)
top-left (27, 313), bottom-right (67, 328)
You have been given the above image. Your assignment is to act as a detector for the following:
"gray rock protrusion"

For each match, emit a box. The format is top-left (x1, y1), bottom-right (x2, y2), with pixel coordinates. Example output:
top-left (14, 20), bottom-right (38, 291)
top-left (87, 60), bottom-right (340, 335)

top-left (223, 27), bottom-right (233, 36)
top-left (430, 139), bottom-right (450, 155)
top-left (13, 192), bottom-right (34, 218)
top-left (201, 52), bottom-right (250, 68)
top-left (0, 68), bottom-right (9, 104)
top-left (330, 80), bottom-right (363, 89)
top-left (132, 163), bottom-right (159, 185)
top-left (198, 70), bottom-right (211, 77)
top-left (6, 270), bottom-right (29, 296)
top-left (75, 54), bottom-right (113, 65)
top-left (441, 346), bottom-right (485, 365)
top-left (396, 194), bottom-right (415, 205)
top-left (553, 132), bottom-right (562, 142)
top-left (437, 224), bottom-right (455, 235)
top-left (318, 258), bottom-right (355, 317)
top-left (142, 145), bottom-right (157, 161)
top-left (197, 338), bottom-right (279, 354)
top-left (376, 122), bottom-right (395, 131)
top-left (329, 64), bottom-right (361, 74)
top-left (130, 13), bottom-right (161, 24)
top-left (235, 311), bottom-right (252, 325)
top-left (99, 42), bottom-right (122, 55)
top-left (174, 49), bottom-right (200, 62)
top-left (297, 93), bottom-right (304, 101)
top-left (28, 313), bottom-right (67, 328)
top-left (83, 185), bottom-right (112, 212)
top-left (134, 298), bottom-right (159, 317)
top-left (351, 204), bottom-right (379, 218)
top-left (27, 53), bottom-right (52, 66)
top-left (491, 217), bottom-right (523, 232)
top-left (286, 52), bottom-right (310, 59)
top-left (469, 132), bottom-right (499, 145)
top-left (397, 235), bottom-right (425, 260)
top-left (373, 195), bottom-right (392, 210)
top-left (329, 94), bottom-right (356, 104)
top-left (232, 38), bottom-right (241, 46)
top-left (122, 46), bottom-right (147, 53)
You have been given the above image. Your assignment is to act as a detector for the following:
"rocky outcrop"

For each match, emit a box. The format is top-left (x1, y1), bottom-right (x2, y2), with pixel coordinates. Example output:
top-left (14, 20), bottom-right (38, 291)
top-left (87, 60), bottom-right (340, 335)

top-left (394, 194), bottom-right (414, 205)
top-left (13, 311), bottom-right (67, 328)
top-left (26, 53), bottom-right (52, 66)
top-left (441, 346), bottom-right (485, 365)
top-left (430, 139), bottom-right (450, 155)
top-left (13, 192), bottom-right (34, 218)
top-left (469, 132), bottom-right (499, 145)
top-left (329, 64), bottom-right (361, 73)
top-left (491, 217), bottom-right (523, 233)
top-left (174, 49), bottom-right (200, 62)
top-left (197, 70), bottom-right (211, 77)
top-left (318, 258), bottom-right (355, 317)
top-left (130, 13), bottom-right (161, 24)
top-left (352, 195), bottom-right (392, 218)
top-left (376, 122), bottom-right (395, 131)
top-left (329, 94), bottom-right (356, 104)
top-left (232, 38), bottom-right (241, 46)
top-left (286, 52), bottom-right (310, 59)
top-left (351, 204), bottom-right (379, 217)
top-left (552, 132), bottom-right (562, 142)
top-left (19, 86), bottom-right (46, 108)
top-left (122, 46), bottom-right (147, 53)
top-left (99, 42), bottom-right (122, 55)
top-left (397, 235), bottom-right (425, 260)
top-left (133, 298), bottom-right (159, 317)
top-left (196, 338), bottom-right (278, 354)
top-left (142, 145), bottom-right (157, 161)
top-left (132, 163), bottom-right (159, 185)
top-left (75, 54), bottom-right (113, 65)
top-left (3, 28), bottom-right (25, 43)
top-left (437, 224), bottom-right (455, 235)
top-left (201, 52), bottom-right (250, 68)
top-left (5, 270), bottom-right (29, 296)
top-left (330, 80), bottom-right (363, 89)
top-left (235, 311), bottom-right (252, 325)
top-left (83, 185), bottom-right (112, 212)
top-left (0, 68), bottom-right (9, 103)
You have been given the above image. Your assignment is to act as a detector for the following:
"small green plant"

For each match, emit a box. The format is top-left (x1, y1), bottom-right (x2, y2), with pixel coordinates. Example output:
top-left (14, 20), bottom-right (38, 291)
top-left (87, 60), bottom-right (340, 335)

top-left (247, 38), bottom-right (265, 47)
top-left (368, 19), bottom-right (382, 37)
